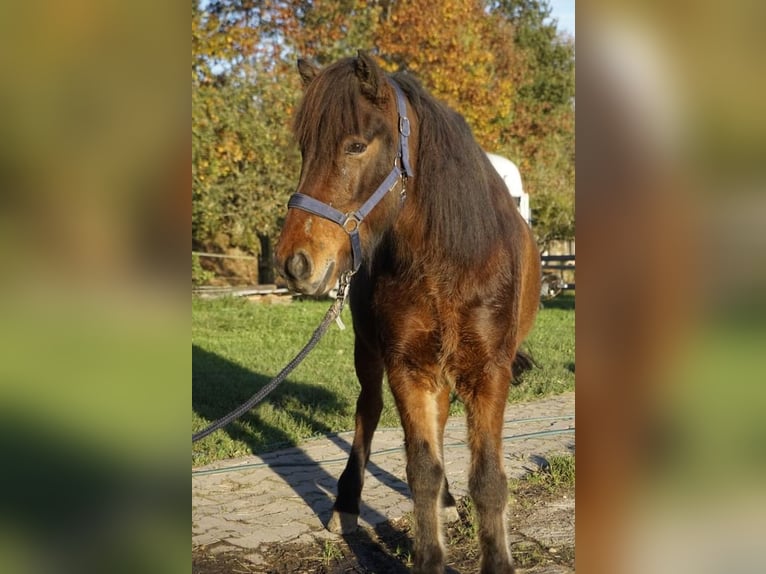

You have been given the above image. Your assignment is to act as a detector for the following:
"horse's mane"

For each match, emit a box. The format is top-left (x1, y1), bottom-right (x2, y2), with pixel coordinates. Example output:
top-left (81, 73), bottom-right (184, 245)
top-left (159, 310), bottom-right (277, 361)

top-left (293, 58), bottom-right (516, 266)
top-left (390, 72), bottom-right (512, 265)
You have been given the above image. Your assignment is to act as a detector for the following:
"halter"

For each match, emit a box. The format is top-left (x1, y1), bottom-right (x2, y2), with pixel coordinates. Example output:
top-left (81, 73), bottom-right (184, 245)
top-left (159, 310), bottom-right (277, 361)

top-left (287, 78), bottom-right (413, 276)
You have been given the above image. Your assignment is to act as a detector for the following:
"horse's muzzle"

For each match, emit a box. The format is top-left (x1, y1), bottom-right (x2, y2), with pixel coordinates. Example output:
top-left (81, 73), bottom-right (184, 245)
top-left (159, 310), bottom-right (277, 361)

top-left (278, 251), bottom-right (336, 296)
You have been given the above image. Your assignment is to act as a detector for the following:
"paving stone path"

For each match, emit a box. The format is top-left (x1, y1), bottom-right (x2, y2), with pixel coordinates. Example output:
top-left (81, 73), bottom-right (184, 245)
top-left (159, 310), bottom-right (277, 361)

top-left (192, 392), bottom-right (574, 560)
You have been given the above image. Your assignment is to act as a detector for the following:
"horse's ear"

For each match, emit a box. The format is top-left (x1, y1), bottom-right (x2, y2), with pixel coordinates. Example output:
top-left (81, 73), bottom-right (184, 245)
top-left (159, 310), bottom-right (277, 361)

top-left (355, 51), bottom-right (384, 101)
top-left (297, 59), bottom-right (319, 88)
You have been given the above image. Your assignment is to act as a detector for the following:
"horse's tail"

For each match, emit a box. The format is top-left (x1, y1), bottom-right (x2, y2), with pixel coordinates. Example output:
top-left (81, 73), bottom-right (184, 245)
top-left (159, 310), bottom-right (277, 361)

top-left (511, 349), bottom-right (537, 385)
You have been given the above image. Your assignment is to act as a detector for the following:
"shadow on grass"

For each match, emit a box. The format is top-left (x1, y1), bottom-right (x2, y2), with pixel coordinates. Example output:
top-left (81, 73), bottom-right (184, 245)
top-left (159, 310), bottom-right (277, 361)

top-left (192, 344), bottom-right (351, 452)
top-left (192, 345), bottom-right (422, 572)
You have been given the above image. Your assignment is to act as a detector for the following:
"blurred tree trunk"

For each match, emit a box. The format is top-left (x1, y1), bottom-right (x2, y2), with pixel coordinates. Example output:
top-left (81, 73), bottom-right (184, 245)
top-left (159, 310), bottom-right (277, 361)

top-left (257, 233), bottom-right (275, 285)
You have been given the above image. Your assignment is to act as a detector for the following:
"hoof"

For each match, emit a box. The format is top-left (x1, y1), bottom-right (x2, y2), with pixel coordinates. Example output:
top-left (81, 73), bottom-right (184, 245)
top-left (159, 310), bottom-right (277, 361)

top-left (327, 510), bottom-right (359, 534)
top-left (441, 505), bottom-right (460, 523)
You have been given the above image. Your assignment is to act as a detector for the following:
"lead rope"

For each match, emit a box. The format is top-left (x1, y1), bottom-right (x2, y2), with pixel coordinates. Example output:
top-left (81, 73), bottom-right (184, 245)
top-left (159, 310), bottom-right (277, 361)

top-left (192, 271), bottom-right (354, 443)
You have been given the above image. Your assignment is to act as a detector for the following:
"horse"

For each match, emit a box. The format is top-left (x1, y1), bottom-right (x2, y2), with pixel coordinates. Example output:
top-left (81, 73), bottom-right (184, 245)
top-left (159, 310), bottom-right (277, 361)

top-left (275, 52), bottom-right (541, 574)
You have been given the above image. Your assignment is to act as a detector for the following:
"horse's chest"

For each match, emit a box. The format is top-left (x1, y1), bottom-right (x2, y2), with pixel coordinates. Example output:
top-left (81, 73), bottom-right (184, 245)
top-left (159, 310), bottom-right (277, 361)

top-left (374, 283), bottom-right (495, 371)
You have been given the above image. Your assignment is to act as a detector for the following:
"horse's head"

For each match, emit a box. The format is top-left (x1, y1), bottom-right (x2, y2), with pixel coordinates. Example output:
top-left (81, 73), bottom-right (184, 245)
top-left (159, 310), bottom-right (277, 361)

top-left (275, 52), bottom-right (411, 296)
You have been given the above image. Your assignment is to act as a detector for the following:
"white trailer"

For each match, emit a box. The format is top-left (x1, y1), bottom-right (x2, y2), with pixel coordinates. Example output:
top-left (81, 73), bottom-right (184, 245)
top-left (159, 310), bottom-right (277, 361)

top-left (486, 152), bottom-right (531, 225)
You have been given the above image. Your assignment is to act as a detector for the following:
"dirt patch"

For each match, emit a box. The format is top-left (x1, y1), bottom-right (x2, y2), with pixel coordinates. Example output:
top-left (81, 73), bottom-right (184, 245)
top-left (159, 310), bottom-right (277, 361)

top-left (192, 477), bottom-right (574, 573)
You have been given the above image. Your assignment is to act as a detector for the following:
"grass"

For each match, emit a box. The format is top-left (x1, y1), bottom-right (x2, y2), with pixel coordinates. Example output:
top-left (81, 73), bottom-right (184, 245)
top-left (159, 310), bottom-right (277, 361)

top-left (451, 497), bottom-right (478, 541)
top-left (320, 539), bottom-right (343, 565)
top-left (192, 293), bottom-right (574, 466)
top-left (519, 454), bottom-right (576, 493)
top-left (392, 544), bottom-right (413, 567)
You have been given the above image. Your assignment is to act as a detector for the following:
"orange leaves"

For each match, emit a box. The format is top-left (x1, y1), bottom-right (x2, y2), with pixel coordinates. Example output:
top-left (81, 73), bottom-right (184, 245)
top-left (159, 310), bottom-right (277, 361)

top-left (279, 0), bottom-right (381, 64)
top-left (375, 0), bottom-right (521, 149)
top-left (191, 0), bottom-right (574, 251)
top-left (216, 135), bottom-right (244, 163)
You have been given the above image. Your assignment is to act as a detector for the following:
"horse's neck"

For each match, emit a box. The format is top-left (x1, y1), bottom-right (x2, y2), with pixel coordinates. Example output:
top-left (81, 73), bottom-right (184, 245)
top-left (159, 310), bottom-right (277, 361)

top-left (387, 201), bottom-right (454, 275)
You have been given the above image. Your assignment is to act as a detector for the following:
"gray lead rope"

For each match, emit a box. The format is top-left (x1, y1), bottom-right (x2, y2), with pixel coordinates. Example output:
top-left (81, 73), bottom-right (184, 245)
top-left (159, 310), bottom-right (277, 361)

top-left (192, 274), bottom-right (353, 443)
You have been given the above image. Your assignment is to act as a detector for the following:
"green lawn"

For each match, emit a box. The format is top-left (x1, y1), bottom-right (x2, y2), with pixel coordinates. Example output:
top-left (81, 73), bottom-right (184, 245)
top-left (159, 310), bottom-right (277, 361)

top-left (192, 293), bottom-right (574, 466)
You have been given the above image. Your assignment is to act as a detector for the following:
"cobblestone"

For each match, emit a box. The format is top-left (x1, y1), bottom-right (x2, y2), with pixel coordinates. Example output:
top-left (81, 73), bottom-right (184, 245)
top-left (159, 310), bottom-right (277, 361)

top-left (192, 392), bottom-right (574, 554)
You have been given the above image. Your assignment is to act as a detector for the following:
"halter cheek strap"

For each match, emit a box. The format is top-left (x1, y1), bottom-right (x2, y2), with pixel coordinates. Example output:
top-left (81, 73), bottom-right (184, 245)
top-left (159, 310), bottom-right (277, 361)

top-left (287, 78), bottom-right (413, 274)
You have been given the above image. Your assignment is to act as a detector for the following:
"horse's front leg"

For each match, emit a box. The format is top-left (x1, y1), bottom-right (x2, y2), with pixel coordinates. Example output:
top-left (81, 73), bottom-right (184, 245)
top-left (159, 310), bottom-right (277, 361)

top-left (389, 367), bottom-right (449, 574)
top-left (327, 336), bottom-right (384, 534)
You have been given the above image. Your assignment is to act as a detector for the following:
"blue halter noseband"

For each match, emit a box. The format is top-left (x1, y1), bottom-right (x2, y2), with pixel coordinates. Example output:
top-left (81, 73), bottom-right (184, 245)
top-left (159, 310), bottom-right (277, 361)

top-left (287, 79), bottom-right (414, 275)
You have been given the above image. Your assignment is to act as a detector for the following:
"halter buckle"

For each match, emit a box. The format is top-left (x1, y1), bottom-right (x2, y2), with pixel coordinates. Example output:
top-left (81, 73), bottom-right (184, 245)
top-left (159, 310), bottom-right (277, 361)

top-left (399, 116), bottom-right (411, 137)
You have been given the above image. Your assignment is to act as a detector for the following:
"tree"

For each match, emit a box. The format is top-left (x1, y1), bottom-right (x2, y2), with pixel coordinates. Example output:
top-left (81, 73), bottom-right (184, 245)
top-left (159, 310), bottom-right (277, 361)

top-left (375, 0), bottom-right (526, 149)
top-left (491, 0), bottom-right (575, 248)
top-left (493, 0), bottom-right (574, 106)
top-left (278, 0), bottom-right (382, 64)
top-left (191, 0), bottom-right (575, 264)
top-left (192, 1), bottom-right (301, 258)
top-left (192, 72), bottom-right (299, 251)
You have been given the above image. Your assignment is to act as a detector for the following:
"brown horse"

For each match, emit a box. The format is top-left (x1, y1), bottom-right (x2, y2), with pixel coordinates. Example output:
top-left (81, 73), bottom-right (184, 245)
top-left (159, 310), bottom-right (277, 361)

top-left (275, 52), bottom-right (540, 574)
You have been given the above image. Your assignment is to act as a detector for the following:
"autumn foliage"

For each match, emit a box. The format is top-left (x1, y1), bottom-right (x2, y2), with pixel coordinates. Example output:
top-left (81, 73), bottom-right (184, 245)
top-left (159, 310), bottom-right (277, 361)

top-left (192, 0), bottom-right (574, 263)
top-left (375, 0), bottom-right (525, 149)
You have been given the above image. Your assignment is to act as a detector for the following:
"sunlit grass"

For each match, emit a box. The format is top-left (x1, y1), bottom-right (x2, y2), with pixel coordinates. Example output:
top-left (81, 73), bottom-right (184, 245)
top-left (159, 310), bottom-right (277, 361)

top-left (192, 294), bottom-right (574, 465)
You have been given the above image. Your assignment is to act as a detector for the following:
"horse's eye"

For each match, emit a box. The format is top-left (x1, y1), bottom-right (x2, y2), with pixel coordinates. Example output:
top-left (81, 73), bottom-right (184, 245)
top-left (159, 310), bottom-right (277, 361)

top-left (345, 142), bottom-right (367, 155)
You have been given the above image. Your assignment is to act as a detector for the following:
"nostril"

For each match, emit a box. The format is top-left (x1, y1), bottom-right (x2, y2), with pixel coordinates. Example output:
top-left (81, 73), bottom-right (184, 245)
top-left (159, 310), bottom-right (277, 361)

top-left (285, 251), bottom-right (312, 281)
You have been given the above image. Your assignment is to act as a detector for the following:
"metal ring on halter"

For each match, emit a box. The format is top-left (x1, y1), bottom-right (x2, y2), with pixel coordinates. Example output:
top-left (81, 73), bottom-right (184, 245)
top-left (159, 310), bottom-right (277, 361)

top-left (342, 215), bottom-right (361, 234)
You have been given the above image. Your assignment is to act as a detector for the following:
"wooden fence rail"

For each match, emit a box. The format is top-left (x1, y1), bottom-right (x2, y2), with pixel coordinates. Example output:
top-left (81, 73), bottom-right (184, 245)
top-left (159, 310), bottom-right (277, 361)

top-left (541, 254), bottom-right (575, 293)
top-left (193, 252), bottom-right (576, 294)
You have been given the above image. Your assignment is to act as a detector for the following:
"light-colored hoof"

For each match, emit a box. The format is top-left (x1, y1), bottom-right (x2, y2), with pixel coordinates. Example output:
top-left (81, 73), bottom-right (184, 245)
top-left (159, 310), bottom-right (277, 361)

top-left (326, 510), bottom-right (359, 534)
top-left (442, 505), bottom-right (460, 523)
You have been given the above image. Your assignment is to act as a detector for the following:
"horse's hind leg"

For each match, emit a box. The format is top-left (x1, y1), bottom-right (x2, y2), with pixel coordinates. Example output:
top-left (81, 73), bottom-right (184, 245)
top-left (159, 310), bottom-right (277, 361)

top-left (327, 337), bottom-right (384, 534)
top-left (464, 368), bottom-right (515, 574)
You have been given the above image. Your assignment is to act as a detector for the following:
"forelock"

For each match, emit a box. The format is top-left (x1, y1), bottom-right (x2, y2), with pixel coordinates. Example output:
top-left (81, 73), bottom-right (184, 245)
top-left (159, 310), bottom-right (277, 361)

top-left (293, 58), bottom-right (384, 161)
